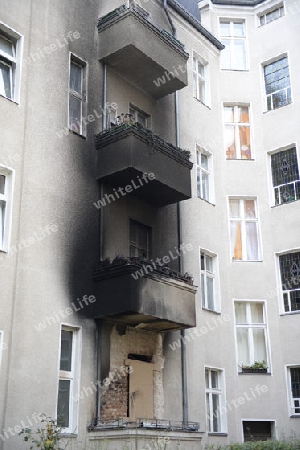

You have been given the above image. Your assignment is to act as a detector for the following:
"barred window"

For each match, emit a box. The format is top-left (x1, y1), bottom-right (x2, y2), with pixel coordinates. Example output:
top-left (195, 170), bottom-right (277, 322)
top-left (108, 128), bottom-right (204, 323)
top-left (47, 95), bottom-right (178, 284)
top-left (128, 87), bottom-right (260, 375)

top-left (279, 252), bottom-right (300, 312)
top-left (271, 147), bottom-right (300, 205)
top-left (264, 57), bottom-right (291, 110)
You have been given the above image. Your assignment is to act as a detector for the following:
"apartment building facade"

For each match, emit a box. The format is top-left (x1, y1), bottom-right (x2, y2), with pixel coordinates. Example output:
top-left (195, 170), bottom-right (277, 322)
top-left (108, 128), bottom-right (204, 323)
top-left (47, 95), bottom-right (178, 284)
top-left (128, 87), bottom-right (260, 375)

top-left (0, 0), bottom-right (299, 448)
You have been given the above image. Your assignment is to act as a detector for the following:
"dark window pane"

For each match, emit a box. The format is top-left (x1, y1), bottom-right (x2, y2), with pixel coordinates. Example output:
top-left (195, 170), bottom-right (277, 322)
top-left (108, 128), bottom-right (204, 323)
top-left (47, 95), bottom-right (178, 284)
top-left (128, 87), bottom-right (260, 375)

top-left (57, 380), bottom-right (70, 427)
top-left (290, 290), bottom-right (300, 312)
top-left (271, 148), bottom-right (299, 188)
top-left (70, 62), bottom-right (82, 94)
top-left (291, 368), bottom-right (300, 397)
top-left (0, 175), bottom-right (5, 195)
top-left (279, 252), bottom-right (300, 291)
top-left (0, 61), bottom-right (12, 98)
top-left (60, 330), bottom-right (73, 371)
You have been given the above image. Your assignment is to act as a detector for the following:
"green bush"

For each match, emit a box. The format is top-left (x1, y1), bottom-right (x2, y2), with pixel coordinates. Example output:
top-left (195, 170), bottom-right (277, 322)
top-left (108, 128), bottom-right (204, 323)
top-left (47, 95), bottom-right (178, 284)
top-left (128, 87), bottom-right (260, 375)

top-left (204, 441), bottom-right (300, 450)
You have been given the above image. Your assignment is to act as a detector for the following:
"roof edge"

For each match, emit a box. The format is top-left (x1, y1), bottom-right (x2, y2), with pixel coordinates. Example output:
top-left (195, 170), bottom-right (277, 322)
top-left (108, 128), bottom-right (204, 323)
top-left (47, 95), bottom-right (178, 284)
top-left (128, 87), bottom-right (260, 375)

top-left (167, 0), bottom-right (224, 50)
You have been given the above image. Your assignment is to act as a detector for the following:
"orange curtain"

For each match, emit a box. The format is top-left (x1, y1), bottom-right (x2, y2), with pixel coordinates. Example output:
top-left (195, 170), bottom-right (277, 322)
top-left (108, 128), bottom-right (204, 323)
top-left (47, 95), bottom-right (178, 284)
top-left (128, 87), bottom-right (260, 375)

top-left (233, 222), bottom-right (242, 260)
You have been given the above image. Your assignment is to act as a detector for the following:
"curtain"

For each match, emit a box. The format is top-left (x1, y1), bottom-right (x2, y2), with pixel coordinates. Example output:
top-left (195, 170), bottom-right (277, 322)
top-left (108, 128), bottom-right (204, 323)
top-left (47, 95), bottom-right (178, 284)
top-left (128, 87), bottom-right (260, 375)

top-left (237, 328), bottom-right (250, 366)
top-left (231, 221), bottom-right (242, 259)
top-left (246, 222), bottom-right (259, 260)
top-left (253, 328), bottom-right (267, 362)
top-left (0, 62), bottom-right (11, 98)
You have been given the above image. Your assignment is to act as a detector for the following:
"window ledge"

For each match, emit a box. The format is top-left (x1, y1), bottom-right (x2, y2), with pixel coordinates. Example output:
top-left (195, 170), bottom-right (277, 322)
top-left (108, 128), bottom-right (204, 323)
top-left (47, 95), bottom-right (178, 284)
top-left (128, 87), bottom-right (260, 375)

top-left (197, 196), bottom-right (215, 206)
top-left (59, 433), bottom-right (78, 438)
top-left (68, 128), bottom-right (87, 139)
top-left (238, 372), bottom-right (272, 375)
top-left (263, 101), bottom-right (293, 114)
top-left (221, 69), bottom-right (249, 72)
top-left (280, 311), bottom-right (300, 316)
top-left (271, 198), bottom-right (300, 208)
top-left (290, 415), bottom-right (300, 418)
top-left (202, 307), bottom-right (221, 315)
top-left (226, 159), bottom-right (255, 161)
top-left (208, 432), bottom-right (228, 436)
top-left (0, 93), bottom-right (19, 105)
top-left (232, 260), bottom-right (263, 263)
top-left (193, 97), bottom-right (211, 110)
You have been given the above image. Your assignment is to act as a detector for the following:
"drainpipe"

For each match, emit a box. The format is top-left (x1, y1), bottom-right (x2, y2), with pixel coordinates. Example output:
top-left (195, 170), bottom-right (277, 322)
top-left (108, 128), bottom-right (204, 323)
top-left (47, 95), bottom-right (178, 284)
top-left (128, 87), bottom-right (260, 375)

top-left (162, 0), bottom-right (189, 426)
top-left (95, 320), bottom-right (101, 424)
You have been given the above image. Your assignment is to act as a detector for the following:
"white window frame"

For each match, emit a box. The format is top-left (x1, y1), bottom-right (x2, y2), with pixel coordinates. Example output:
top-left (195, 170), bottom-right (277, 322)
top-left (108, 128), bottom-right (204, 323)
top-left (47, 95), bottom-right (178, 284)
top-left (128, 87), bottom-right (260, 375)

top-left (276, 249), bottom-right (300, 314)
top-left (196, 146), bottom-right (214, 203)
top-left (228, 197), bottom-right (262, 262)
top-left (192, 52), bottom-right (210, 107)
top-left (258, 3), bottom-right (284, 26)
top-left (200, 248), bottom-right (220, 312)
top-left (286, 365), bottom-right (300, 417)
top-left (0, 331), bottom-right (3, 372)
top-left (224, 104), bottom-right (252, 160)
top-left (0, 22), bottom-right (23, 104)
top-left (262, 53), bottom-right (291, 112)
top-left (268, 145), bottom-right (300, 206)
top-left (0, 165), bottom-right (14, 253)
top-left (234, 300), bottom-right (271, 373)
top-left (219, 19), bottom-right (247, 71)
top-left (205, 367), bottom-right (227, 434)
top-left (129, 103), bottom-right (151, 129)
top-left (57, 325), bottom-right (81, 434)
top-left (68, 53), bottom-right (87, 137)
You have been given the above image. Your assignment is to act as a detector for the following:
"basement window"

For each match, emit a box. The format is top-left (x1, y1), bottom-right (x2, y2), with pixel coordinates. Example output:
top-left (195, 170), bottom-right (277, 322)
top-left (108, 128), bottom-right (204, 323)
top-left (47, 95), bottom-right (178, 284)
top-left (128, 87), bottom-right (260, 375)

top-left (243, 421), bottom-right (275, 441)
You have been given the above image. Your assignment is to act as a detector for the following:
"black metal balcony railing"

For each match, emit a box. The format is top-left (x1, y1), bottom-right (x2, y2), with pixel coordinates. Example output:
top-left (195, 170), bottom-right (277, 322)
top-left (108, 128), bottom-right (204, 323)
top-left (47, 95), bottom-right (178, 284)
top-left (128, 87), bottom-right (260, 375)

top-left (98, 5), bottom-right (186, 54)
top-left (95, 121), bottom-right (192, 168)
top-left (89, 418), bottom-right (199, 432)
top-left (94, 256), bottom-right (194, 285)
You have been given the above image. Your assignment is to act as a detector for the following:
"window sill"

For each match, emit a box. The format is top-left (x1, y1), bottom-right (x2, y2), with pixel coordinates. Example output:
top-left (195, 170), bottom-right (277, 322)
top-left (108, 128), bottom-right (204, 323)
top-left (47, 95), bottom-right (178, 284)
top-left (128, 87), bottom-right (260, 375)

top-left (232, 259), bottom-right (263, 263)
top-left (220, 68), bottom-right (249, 72)
top-left (226, 158), bottom-right (255, 161)
top-left (208, 432), bottom-right (228, 436)
top-left (263, 101), bottom-right (293, 114)
top-left (0, 93), bottom-right (19, 105)
top-left (271, 198), bottom-right (300, 208)
top-left (280, 310), bottom-right (300, 316)
top-left (197, 196), bottom-right (215, 206)
top-left (290, 415), bottom-right (300, 418)
top-left (202, 307), bottom-right (221, 315)
top-left (239, 372), bottom-right (271, 375)
top-left (68, 128), bottom-right (87, 139)
top-left (59, 433), bottom-right (78, 438)
top-left (193, 97), bottom-right (211, 110)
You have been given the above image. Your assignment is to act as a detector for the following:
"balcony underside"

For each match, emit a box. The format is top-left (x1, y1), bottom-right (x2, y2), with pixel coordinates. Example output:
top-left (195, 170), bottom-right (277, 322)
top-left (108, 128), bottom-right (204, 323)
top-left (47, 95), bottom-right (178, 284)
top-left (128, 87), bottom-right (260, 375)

top-left (98, 6), bottom-right (189, 98)
top-left (90, 261), bottom-right (197, 332)
top-left (95, 124), bottom-right (193, 207)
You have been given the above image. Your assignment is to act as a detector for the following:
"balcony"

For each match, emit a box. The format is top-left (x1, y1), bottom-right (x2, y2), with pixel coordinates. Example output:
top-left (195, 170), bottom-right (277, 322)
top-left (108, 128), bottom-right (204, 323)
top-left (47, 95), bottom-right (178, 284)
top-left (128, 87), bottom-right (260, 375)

top-left (97, 5), bottom-right (189, 98)
top-left (90, 257), bottom-right (197, 331)
top-left (95, 122), bottom-right (193, 207)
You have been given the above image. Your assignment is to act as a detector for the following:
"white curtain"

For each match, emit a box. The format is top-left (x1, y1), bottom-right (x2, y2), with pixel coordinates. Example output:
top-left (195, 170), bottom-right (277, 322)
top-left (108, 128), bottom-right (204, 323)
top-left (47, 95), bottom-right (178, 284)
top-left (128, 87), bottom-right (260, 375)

top-left (246, 222), bottom-right (259, 260)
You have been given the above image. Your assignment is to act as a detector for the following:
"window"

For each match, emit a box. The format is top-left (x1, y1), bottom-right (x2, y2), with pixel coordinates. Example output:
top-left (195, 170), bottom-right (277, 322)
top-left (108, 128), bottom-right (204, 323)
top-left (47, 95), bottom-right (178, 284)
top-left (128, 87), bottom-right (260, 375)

top-left (235, 301), bottom-right (269, 371)
top-left (270, 147), bottom-right (300, 205)
top-left (0, 166), bottom-right (14, 252)
top-left (263, 56), bottom-right (291, 111)
top-left (229, 198), bottom-right (261, 261)
top-left (193, 54), bottom-right (209, 105)
top-left (69, 54), bottom-right (87, 135)
top-left (287, 366), bottom-right (300, 416)
top-left (0, 23), bottom-right (22, 102)
top-left (205, 368), bottom-right (226, 433)
top-left (243, 421), bottom-right (274, 441)
top-left (279, 251), bottom-right (300, 313)
top-left (224, 105), bottom-right (251, 160)
top-left (259, 4), bottom-right (284, 26)
top-left (129, 104), bottom-right (150, 129)
top-left (129, 220), bottom-right (152, 260)
top-left (200, 250), bottom-right (219, 312)
top-left (220, 20), bottom-right (247, 70)
top-left (57, 326), bottom-right (81, 433)
top-left (197, 147), bottom-right (214, 202)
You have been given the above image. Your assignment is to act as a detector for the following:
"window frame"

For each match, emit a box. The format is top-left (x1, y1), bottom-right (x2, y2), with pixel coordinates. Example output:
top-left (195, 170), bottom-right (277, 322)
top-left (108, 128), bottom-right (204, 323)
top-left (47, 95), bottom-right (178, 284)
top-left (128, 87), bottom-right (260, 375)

top-left (258, 3), bottom-right (284, 27)
top-left (286, 365), bottom-right (300, 417)
top-left (228, 197), bottom-right (262, 262)
top-left (56, 325), bottom-right (81, 434)
top-left (268, 145), bottom-right (300, 206)
top-left (262, 54), bottom-right (291, 112)
top-left (200, 248), bottom-right (220, 312)
top-left (242, 420), bottom-right (276, 442)
top-left (68, 53), bottom-right (87, 137)
top-left (276, 249), bottom-right (300, 314)
top-left (196, 146), bottom-right (214, 203)
top-left (234, 300), bottom-right (271, 373)
top-left (129, 103), bottom-right (151, 129)
top-left (224, 104), bottom-right (252, 160)
top-left (0, 165), bottom-right (14, 253)
top-left (129, 219), bottom-right (152, 260)
top-left (205, 367), bottom-right (227, 434)
top-left (0, 22), bottom-right (23, 104)
top-left (192, 52), bottom-right (210, 107)
top-left (219, 19), bottom-right (247, 71)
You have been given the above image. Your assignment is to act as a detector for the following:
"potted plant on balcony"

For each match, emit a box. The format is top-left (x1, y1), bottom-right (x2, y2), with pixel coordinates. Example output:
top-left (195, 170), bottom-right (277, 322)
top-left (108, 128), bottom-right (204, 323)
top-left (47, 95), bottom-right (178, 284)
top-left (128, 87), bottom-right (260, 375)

top-left (240, 360), bottom-right (268, 373)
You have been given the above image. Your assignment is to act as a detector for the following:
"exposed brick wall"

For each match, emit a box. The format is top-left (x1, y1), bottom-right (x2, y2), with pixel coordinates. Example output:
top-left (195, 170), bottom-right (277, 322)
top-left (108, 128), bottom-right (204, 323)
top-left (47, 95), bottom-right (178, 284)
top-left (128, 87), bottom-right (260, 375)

top-left (100, 326), bottom-right (164, 420)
